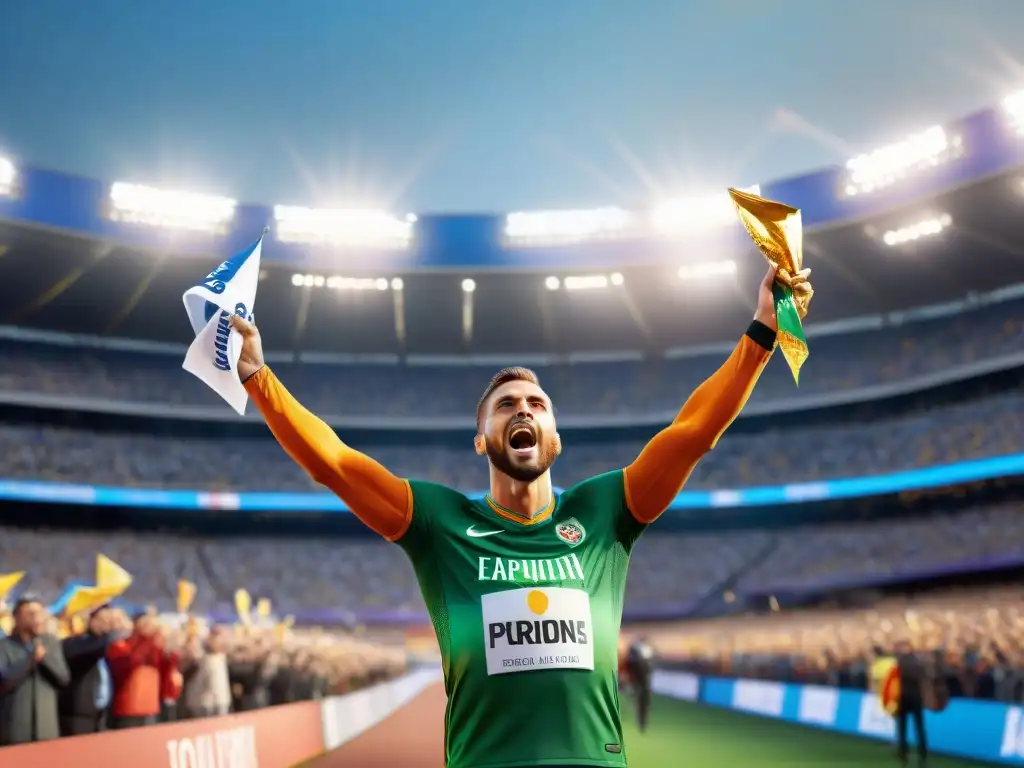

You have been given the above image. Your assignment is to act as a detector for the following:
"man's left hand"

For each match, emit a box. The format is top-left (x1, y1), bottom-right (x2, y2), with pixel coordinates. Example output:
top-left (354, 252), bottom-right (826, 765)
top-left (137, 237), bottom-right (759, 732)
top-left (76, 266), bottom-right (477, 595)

top-left (754, 264), bottom-right (813, 331)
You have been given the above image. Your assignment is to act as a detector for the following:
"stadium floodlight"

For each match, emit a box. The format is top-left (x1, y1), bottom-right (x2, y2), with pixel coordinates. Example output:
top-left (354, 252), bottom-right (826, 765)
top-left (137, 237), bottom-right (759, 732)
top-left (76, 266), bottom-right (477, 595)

top-left (544, 276), bottom-right (561, 291)
top-left (390, 277), bottom-right (404, 291)
top-left (650, 185), bottom-right (761, 237)
top-left (108, 182), bottom-right (237, 233)
top-left (677, 260), bottom-right (737, 280)
top-left (273, 205), bottom-right (416, 250)
top-left (842, 126), bottom-right (961, 197)
top-left (461, 278), bottom-right (476, 293)
top-left (563, 273), bottom-right (624, 291)
top-left (1005, 90), bottom-right (1024, 136)
top-left (503, 207), bottom-right (635, 247)
top-left (882, 213), bottom-right (952, 246)
top-left (0, 156), bottom-right (15, 196)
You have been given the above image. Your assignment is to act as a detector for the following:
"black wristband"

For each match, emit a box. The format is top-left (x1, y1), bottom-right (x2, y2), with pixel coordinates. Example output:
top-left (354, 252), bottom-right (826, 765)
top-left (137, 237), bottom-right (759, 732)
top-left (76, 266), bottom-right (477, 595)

top-left (241, 366), bottom-right (265, 385)
top-left (745, 320), bottom-right (777, 351)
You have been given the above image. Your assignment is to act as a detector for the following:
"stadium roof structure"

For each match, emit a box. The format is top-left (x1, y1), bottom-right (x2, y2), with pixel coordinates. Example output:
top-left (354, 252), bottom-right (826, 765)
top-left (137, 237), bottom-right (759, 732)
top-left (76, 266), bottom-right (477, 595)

top-left (0, 93), bottom-right (1022, 357)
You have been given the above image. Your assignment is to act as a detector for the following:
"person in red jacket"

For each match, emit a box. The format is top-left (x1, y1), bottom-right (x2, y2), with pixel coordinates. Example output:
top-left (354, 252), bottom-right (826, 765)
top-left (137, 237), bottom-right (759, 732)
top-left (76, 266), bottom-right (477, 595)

top-left (106, 613), bottom-right (179, 729)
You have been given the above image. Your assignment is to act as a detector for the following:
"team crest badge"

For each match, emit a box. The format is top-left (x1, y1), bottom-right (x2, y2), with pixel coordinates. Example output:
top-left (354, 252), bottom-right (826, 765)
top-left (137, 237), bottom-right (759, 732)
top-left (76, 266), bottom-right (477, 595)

top-left (555, 518), bottom-right (586, 547)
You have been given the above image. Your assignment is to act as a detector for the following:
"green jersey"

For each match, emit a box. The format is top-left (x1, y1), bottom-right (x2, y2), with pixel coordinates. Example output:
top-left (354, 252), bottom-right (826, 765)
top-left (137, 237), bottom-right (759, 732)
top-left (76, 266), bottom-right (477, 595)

top-left (395, 470), bottom-right (646, 768)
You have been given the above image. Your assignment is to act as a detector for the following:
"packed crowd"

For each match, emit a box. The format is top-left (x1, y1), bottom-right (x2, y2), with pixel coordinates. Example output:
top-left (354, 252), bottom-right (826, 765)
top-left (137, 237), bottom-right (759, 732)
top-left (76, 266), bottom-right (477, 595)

top-left (649, 585), bottom-right (1024, 703)
top-left (0, 296), bottom-right (1020, 417)
top-left (2, 503), bottom-right (1019, 621)
top-left (2, 383), bottom-right (1021, 491)
top-left (0, 596), bottom-right (406, 746)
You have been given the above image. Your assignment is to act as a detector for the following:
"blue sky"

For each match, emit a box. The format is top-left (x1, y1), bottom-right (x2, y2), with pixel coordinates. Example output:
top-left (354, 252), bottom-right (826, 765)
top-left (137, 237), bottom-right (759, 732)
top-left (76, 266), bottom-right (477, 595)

top-left (2, 1), bottom-right (1023, 213)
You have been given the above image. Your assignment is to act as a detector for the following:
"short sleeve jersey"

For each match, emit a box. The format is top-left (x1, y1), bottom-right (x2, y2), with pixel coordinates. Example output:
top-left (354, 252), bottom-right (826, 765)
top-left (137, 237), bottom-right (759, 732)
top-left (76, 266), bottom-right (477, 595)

top-left (395, 470), bottom-right (646, 768)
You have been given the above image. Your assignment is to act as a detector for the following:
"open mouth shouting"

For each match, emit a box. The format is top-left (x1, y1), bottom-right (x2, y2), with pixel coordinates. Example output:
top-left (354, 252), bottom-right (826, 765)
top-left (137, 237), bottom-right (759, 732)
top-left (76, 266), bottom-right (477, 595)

top-left (507, 419), bottom-right (538, 457)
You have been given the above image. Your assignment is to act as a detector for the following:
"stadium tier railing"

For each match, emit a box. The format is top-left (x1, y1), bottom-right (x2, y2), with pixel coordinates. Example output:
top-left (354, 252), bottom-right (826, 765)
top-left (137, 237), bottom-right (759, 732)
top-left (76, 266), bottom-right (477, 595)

top-left (0, 666), bottom-right (442, 768)
top-left (653, 670), bottom-right (1024, 764)
top-left (1, 451), bottom-right (1022, 512)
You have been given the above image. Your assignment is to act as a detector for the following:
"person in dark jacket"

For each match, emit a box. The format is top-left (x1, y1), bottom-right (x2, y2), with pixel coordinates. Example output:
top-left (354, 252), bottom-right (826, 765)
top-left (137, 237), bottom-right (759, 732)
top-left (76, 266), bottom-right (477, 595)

top-left (626, 639), bottom-right (655, 733)
top-left (0, 596), bottom-right (70, 745)
top-left (58, 605), bottom-right (127, 737)
top-left (229, 647), bottom-right (277, 712)
top-left (895, 639), bottom-right (928, 767)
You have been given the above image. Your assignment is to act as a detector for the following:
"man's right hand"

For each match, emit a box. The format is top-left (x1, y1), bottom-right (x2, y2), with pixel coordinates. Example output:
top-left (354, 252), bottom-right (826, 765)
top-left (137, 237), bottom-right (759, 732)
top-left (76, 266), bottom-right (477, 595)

top-left (33, 641), bottom-right (46, 663)
top-left (229, 314), bottom-right (265, 382)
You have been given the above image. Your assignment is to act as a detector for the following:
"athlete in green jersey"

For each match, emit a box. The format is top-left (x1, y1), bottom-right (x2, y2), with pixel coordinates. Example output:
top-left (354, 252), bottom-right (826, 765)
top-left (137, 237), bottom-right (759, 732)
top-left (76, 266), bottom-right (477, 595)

top-left (230, 265), bottom-right (813, 767)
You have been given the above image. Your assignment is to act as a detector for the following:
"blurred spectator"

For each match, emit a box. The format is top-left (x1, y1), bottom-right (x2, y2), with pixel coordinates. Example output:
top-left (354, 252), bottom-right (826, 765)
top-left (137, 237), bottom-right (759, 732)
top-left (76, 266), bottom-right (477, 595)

top-left (57, 605), bottom-right (127, 736)
top-left (0, 596), bottom-right (69, 745)
top-left (228, 637), bottom-right (276, 712)
top-left (106, 612), bottom-right (179, 729)
top-left (181, 626), bottom-right (231, 719)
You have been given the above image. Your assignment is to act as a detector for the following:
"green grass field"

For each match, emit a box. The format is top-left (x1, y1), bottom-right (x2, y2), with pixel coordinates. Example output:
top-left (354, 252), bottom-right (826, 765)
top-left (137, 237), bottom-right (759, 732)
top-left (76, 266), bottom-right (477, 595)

top-left (620, 695), bottom-right (987, 767)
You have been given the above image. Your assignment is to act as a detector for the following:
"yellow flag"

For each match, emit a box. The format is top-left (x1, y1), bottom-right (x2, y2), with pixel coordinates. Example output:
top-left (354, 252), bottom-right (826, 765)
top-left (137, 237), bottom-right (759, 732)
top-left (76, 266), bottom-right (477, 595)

top-left (96, 555), bottom-right (133, 592)
top-left (70, 614), bottom-right (87, 635)
top-left (274, 615), bottom-right (295, 645)
top-left (234, 589), bottom-right (252, 626)
top-left (64, 584), bottom-right (124, 618)
top-left (177, 580), bottom-right (197, 613)
top-left (0, 613), bottom-right (12, 636)
top-left (0, 572), bottom-right (25, 602)
top-left (871, 657), bottom-right (897, 690)
top-left (256, 598), bottom-right (272, 620)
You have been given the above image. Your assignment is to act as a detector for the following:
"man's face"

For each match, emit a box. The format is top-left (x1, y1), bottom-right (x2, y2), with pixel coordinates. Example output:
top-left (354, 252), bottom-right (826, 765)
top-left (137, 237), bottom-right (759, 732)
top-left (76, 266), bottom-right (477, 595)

top-left (88, 607), bottom-right (112, 636)
top-left (477, 379), bottom-right (560, 483)
top-left (134, 615), bottom-right (157, 637)
top-left (15, 601), bottom-right (46, 637)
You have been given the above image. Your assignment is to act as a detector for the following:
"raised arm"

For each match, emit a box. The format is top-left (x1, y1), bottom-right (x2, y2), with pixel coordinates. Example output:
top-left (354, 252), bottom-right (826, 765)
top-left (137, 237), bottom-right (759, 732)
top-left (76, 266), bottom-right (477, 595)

top-left (242, 367), bottom-right (412, 540)
top-left (622, 322), bottom-right (774, 524)
top-left (230, 315), bottom-right (412, 541)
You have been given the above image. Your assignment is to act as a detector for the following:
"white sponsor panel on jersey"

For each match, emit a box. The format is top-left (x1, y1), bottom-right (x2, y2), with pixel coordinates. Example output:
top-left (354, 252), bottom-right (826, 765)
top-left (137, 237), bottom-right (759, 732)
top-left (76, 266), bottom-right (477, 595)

top-left (798, 685), bottom-right (839, 726)
top-left (857, 692), bottom-right (896, 737)
top-left (731, 679), bottom-right (785, 717)
top-left (651, 671), bottom-right (699, 701)
top-left (481, 587), bottom-right (594, 676)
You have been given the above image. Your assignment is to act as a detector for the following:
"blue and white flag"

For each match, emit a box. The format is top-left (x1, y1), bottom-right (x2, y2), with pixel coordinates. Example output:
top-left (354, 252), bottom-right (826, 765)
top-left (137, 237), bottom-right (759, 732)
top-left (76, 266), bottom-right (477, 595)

top-left (182, 232), bottom-right (264, 415)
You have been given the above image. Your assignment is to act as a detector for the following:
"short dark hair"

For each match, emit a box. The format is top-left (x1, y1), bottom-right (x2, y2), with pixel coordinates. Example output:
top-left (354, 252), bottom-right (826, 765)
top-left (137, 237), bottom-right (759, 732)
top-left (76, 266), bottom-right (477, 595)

top-left (13, 595), bottom-right (42, 615)
top-left (476, 367), bottom-right (541, 430)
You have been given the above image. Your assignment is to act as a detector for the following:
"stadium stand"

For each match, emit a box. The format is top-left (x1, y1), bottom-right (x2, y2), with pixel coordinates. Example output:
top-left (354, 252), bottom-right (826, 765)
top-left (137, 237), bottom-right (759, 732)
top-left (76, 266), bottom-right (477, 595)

top-left (2, 90), bottom-right (1024, 765)
top-left (0, 378), bottom-right (1021, 490)
top-left (0, 294), bottom-right (1021, 415)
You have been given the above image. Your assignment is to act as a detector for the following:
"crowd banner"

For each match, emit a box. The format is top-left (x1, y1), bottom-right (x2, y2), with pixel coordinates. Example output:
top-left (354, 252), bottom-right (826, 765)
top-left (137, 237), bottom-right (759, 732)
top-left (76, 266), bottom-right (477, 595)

top-left (0, 668), bottom-right (443, 767)
top-left (0, 701), bottom-right (323, 768)
top-left (658, 673), bottom-right (1024, 765)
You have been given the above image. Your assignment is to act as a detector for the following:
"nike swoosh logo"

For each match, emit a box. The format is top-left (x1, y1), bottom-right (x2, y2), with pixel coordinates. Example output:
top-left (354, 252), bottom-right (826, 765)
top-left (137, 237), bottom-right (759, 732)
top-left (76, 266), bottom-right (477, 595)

top-left (466, 526), bottom-right (503, 538)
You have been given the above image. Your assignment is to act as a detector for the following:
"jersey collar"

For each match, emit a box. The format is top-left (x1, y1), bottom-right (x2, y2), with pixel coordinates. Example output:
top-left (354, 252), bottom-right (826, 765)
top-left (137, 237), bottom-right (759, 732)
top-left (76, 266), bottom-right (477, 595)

top-left (484, 493), bottom-right (556, 527)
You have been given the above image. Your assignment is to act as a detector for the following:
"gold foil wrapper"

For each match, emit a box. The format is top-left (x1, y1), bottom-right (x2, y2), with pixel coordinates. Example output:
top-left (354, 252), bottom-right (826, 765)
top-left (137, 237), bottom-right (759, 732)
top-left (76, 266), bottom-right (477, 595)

top-left (727, 188), bottom-right (803, 277)
top-left (728, 188), bottom-right (810, 382)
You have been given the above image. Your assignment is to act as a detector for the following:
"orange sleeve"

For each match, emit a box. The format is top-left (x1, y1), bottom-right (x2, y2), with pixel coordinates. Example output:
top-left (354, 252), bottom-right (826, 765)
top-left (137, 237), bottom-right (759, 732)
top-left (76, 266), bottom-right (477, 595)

top-left (622, 332), bottom-right (772, 524)
top-left (243, 366), bottom-right (414, 541)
